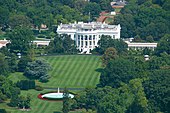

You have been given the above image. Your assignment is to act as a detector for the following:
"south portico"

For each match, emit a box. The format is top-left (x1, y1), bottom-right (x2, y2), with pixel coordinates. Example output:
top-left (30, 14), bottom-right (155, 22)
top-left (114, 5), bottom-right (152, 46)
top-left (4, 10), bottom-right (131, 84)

top-left (57, 22), bottom-right (121, 54)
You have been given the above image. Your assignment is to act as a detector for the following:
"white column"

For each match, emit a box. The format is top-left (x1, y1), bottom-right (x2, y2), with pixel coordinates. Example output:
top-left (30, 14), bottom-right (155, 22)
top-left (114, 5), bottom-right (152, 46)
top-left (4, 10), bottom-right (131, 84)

top-left (76, 35), bottom-right (78, 48)
top-left (92, 35), bottom-right (93, 49)
top-left (95, 35), bottom-right (98, 46)
top-left (80, 35), bottom-right (81, 51)
top-left (83, 35), bottom-right (85, 48)
top-left (87, 35), bottom-right (89, 49)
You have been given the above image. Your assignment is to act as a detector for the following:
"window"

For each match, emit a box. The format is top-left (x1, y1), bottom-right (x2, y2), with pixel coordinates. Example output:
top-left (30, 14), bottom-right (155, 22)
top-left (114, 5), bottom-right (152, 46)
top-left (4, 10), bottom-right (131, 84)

top-left (89, 35), bottom-right (92, 40)
top-left (85, 35), bottom-right (88, 40)
top-left (90, 41), bottom-right (92, 45)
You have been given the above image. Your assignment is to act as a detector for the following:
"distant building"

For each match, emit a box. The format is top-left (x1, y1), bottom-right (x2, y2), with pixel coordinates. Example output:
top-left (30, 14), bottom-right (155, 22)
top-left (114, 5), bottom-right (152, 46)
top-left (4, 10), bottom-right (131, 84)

top-left (0, 39), bottom-right (10, 48)
top-left (57, 22), bottom-right (121, 54)
top-left (125, 41), bottom-right (157, 50)
top-left (33, 40), bottom-right (50, 47)
top-left (111, 0), bottom-right (128, 8)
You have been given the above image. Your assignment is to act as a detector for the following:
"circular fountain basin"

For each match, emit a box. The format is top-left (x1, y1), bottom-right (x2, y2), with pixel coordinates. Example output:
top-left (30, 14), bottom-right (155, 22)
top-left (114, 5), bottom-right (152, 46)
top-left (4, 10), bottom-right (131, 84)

top-left (41, 92), bottom-right (74, 99)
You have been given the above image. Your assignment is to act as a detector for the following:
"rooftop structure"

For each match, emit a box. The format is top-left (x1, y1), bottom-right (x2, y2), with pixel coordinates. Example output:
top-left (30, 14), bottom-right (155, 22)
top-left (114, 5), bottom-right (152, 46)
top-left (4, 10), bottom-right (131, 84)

top-left (111, 0), bottom-right (128, 8)
top-left (0, 39), bottom-right (10, 48)
top-left (57, 22), bottom-right (121, 54)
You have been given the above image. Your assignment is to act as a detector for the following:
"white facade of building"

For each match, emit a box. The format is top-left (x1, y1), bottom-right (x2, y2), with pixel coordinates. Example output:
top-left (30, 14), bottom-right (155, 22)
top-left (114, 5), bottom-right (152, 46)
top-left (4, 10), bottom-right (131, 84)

top-left (125, 41), bottom-right (157, 50)
top-left (57, 22), bottom-right (121, 54)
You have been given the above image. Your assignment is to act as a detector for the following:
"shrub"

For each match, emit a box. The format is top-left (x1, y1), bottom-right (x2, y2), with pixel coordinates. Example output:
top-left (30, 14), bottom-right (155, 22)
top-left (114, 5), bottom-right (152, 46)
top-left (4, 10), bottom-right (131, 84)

top-left (16, 80), bottom-right (35, 90)
top-left (0, 109), bottom-right (7, 113)
top-left (35, 85), bottom-right (44, 91)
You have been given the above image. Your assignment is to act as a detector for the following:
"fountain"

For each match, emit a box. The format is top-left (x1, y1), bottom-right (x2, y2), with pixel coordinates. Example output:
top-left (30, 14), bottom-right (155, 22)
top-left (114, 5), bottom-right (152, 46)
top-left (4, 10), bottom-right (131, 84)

top-left (38, 88), bottom-right (74, 100)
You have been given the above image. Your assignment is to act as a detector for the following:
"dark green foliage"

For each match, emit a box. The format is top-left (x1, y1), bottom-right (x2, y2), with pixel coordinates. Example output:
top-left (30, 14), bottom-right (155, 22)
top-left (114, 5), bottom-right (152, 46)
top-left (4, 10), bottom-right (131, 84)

top-left (7, 26), bottom-right (35, 55)
top-left (0, 76), bottom-right (21, 105)
top-left (143, 69), bottom-right (170, 113)
top-left (16, 80), bottom-right (35, 90)
top-left (114, 1), bottom-right (170, 40)
top-left (0, 53), bottom-right (9, 76)
top-left (18, 56), bottom-right (32, 72)
top-left (46, 34), bottom-right (78, 54)
top-left (98, 58), bottom-right (136, 88)
top-left (83, 2), bottom-right (101, 20)
top-left (8, 95), bottom-right (19, 107)
top-left (8, 14), bottom-right (31, 28)
top-left (0, 91), bottom-right (7, 103)
top-left (101, 47), bottom-right (118, 66)
top-left (72, 79), bottom-right (148, 113)
top-left (24, 59), bottom-right (51, 82)
top-left (0, 7), bottom-right (9, 26)
top-left (18, 95), bottom-right (31, 109)
top-left (94, 35), bottom-right (127, 54)
top-left (62, 88), bottom-right (70, 113)
top-left (0, 0), bottom-right (89, 28)
top-left (155, 34), bottom-right (170, 55)
top-left (0, 109), bottom-right (7, 113)
top-left (6, 53), bottom-right (18, 72)
top-left (35, 85), bottom-right (44, 91)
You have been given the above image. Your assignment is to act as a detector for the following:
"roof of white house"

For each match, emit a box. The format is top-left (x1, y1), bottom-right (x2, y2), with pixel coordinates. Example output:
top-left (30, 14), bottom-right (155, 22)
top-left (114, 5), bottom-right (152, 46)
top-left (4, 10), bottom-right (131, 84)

top-left (58, 22), bottom-right (120, 31)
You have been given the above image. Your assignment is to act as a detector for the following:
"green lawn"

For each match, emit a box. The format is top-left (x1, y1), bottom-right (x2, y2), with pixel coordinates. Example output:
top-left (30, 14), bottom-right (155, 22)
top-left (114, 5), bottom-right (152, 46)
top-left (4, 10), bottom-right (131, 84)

top-left (0, 89), bottom-right (63, 113)
top-left (39, 55), bottom-right (101, 88)
top-left (3, 55), bottom-right (101, 113)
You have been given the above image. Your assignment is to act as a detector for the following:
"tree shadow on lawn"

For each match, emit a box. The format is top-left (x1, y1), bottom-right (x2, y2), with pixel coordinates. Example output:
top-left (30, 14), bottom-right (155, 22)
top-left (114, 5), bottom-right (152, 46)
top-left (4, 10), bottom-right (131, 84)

top-left (95, 68), bottom-right (103, 73)
top-left (54, 111), bottom-right (62, 113)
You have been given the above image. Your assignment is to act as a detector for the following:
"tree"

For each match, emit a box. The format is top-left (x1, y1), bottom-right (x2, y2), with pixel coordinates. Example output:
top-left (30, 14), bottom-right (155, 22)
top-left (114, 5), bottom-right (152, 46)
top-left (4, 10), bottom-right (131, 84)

top-left (62, 88), bottom-right (70, 113)
top-left (127, 79), bottom-right (148, 113)
top-left (7, 26), bottom-right (35, 55)
top-left (83, 2), bottom-right (101, 20)
top-left (18, 56), bottom-right (32, 72)
top-left (0, 109), bottom-right (7, 113)
top-left (0, 7), bottom-right (9, 26)
top-left (8, 14), bottom-right (31, 28)
top-left (62, 34), bottom-right (76, 53)
top-left (6, 53), bottom-right (17, 72)
top-left (98, 58), bottom-right (136, 88)
top-left (100, 0), bottom-right (113, 11)
top-left (18, 95), bottom-right (31, 109)
top-left (16, 80), bottom-right (35, 90)
top-left (143, 69), bottom-right (170, 112)
top-left (96, 35), bottom-right (127, 54)
top-left (73, 80), bottom-right (148, 113)
top-left (24, 59), bottom-right (51, 82)
top-left (0, 53), bottom-right (9, 76)
top-left (155, 34), bottom-right (170, 55)
top-left (101, 47), bottom-right (118, 66)
top-left (46, 34), bottom-right (77, 54)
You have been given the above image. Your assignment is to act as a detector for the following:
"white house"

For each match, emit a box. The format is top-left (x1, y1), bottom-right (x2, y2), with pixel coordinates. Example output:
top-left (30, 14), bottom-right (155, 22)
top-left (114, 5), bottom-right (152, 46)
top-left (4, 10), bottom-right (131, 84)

top-left (57, 22), bottom-right (121, 54)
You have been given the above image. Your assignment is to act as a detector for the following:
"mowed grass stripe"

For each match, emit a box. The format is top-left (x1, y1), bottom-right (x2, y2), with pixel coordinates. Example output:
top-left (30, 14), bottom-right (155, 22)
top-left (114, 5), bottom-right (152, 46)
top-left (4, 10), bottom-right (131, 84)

top-left (89, 59), bottom-right (101, 86)
top-left (56, 56), bottom-right (75, 87)
top-left (48, 56), bottom-right (71, 87)
top-left (76, 56), bottom-right (93, 86)
top-left (72, 56), bottom-right (89, 87)
top-left (64, 56), bottom-right (81, 87)
top-left (37, 102), bottom-right (50, 113)
top-left (66, 56), bottom-right (84, 87)
top-left (78, 56), bottom-right (95, 86)
top-left (60, 56), bottom-right (78, 86)
top-left (82, 57), bottom-right (99, 86)
top-left (59, 56), bottom-right (75, 87)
